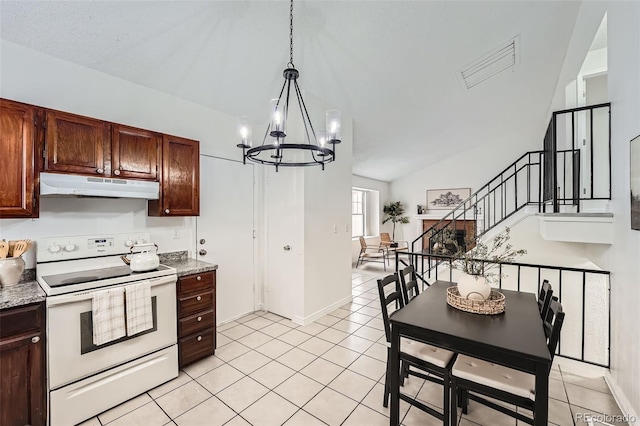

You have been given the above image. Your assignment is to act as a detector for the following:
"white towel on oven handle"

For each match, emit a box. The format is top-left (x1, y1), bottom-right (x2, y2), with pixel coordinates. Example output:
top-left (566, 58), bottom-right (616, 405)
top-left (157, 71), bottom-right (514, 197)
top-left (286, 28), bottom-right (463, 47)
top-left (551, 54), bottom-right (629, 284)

top-left (92, 287), bottom-right (126, 346)
top-left (125, 280), bottom-right (153, 336)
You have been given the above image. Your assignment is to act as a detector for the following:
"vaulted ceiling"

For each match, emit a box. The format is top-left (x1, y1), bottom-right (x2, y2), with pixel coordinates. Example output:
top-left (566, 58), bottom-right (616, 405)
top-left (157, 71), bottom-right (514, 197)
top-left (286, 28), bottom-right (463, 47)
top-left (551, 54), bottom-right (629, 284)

top-left (0, 1), bottom-right (582, 181)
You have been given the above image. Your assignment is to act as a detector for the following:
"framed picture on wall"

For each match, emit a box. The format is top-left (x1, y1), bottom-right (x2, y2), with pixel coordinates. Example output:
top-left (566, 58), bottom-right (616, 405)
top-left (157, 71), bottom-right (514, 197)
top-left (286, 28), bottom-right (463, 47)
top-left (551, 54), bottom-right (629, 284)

top-left (631, 134), bottom-right (640, 230)
top-left (427, 188), bottom-right (471, 210)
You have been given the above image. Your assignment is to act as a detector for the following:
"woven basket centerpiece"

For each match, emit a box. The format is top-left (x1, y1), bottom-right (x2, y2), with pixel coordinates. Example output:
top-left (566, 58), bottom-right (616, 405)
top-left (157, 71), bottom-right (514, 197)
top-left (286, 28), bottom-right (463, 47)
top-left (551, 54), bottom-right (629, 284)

top-left (446, 286), bottom-right (505, 315)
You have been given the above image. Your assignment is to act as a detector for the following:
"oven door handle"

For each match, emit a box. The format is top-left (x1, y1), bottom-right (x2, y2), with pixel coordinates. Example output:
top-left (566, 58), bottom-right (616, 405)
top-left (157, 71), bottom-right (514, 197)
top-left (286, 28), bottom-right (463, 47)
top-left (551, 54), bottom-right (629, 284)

top-left (46, 275), bottom-right (177, 307)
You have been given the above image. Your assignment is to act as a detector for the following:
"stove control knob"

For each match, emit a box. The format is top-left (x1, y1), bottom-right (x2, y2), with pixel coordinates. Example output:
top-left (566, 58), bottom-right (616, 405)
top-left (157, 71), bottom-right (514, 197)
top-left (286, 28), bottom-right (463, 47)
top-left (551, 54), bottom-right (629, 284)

top-left (64, 244), bottom-right (76, 252)
top-left (48, 244), bottom-right (61, 253)
top-left (124, 240), bottom-right (134, 248)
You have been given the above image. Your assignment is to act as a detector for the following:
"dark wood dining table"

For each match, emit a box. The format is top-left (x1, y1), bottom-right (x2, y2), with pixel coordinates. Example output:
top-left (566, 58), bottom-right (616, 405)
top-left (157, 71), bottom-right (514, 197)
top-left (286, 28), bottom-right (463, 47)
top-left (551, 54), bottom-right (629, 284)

top-left (389, 281), bottom-right (552, 426)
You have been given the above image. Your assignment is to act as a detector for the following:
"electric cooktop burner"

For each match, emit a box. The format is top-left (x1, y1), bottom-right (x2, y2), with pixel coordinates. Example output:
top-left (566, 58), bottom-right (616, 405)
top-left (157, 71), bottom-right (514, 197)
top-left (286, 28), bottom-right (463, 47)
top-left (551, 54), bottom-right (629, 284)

top-left (42, 264), bottom-right (172, 288)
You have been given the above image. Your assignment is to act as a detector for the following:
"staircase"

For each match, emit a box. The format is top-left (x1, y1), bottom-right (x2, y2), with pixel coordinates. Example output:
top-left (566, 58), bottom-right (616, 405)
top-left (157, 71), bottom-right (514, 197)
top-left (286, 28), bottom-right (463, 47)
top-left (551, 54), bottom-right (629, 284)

top-left (398, 103), bottom-right (613, 368)
top-left (411, 102), bottom-right (612, 254)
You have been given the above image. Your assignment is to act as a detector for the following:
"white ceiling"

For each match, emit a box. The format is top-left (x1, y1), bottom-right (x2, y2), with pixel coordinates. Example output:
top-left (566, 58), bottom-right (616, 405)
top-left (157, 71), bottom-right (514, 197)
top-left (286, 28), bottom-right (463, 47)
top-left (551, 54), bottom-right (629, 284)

top-left (0, 1), bottom-right (582, 182)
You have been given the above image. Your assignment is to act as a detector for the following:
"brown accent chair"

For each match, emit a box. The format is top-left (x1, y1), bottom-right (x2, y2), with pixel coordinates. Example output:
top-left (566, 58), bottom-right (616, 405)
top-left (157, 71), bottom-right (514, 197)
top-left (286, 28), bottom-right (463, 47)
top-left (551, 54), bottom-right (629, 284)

top-left (380, 232), bottom-right (409, 264)
top-left (356, 236), bottom-right (387, 270)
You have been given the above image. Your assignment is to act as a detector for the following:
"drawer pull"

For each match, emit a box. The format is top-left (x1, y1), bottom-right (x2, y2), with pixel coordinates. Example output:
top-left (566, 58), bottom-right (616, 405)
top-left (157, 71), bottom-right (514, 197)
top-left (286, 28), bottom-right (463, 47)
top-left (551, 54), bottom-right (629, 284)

top-left (196, 276), bottom-right (202, 281)
top-left (197, 336), bottom-right (202, 342)
top-left (197, 316), bottom-right (202, 322)
top-left (31, 336), bottom-right (40, 344)
top-left (196, 295), bottom-right (202, 301)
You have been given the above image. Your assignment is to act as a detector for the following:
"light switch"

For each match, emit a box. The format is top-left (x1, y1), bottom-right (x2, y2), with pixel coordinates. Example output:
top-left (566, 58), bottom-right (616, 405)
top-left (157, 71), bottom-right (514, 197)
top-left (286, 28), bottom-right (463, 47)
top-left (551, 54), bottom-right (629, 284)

top-left (333, 225), bottom-right (337, 233)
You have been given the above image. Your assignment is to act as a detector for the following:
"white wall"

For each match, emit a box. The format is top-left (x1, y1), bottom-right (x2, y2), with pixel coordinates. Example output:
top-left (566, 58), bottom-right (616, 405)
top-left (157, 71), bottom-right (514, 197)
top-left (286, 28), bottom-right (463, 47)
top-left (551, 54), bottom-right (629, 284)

top-left (303, 93), bottom-right (353, 321)
top-left (588, 1), bottom-right (640, 415)
top-left (551, 1), bottom-right (640, 414)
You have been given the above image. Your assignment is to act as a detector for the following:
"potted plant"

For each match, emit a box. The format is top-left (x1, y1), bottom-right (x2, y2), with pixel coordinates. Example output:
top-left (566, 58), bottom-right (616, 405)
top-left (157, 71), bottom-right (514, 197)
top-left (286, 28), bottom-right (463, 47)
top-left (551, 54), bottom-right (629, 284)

top-left (452, 227), bottom-right (526, 300)
top-left (382, 201), bottom-right (410, 241)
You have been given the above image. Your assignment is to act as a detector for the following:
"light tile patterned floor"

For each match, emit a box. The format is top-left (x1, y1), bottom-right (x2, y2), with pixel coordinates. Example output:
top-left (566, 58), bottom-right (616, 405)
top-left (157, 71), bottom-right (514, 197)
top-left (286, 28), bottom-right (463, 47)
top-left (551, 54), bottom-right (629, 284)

top-left (79, 265), bottom-right (625, 426)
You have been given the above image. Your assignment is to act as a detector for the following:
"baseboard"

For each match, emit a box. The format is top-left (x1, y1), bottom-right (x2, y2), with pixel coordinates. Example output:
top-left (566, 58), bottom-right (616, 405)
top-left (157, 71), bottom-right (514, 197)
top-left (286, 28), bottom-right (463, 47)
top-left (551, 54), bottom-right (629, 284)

top-left (216, 309), bottom-right (257, 326)
top-left (293, 294), bottom-right (353, 326)
top-left (255, 303), bottom-right (265, 312)
top-left (604, 371), bottom-right (639, 425)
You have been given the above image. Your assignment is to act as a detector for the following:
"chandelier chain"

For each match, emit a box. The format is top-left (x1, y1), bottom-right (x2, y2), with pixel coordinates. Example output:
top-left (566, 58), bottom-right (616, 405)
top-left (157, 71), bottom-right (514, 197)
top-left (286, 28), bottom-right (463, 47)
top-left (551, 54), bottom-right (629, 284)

top-left (289, 0), bottom-right (294, 67)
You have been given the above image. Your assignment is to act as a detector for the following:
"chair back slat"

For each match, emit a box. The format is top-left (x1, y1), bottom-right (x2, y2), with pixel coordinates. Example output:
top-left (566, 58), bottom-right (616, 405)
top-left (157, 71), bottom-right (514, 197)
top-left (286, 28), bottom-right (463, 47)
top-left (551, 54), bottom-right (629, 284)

top-left (358, 236), bottom-right (367, 252)
top-left (380, 233), bottom-right (392, 244)
top-left (545, 299), bottom-right (565, 360)
top-left (377, 274), bottom-right (405, 343)
top-left (399, 265), bottom-right (420, 304)
top-left (538, 280), bottom-right (553, 321)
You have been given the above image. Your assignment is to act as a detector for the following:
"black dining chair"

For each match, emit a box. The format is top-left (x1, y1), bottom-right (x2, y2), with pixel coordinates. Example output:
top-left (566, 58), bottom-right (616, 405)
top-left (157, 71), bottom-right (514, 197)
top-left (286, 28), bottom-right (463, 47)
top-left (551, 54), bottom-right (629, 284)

top-left (450, 299), bottom-right (565, 425)
top-left (398, 264), bottom-right (420, 305)
top-left (376, 273), bottom-right (456, 426)
top-left (538, 280), bottom-right (553, 322)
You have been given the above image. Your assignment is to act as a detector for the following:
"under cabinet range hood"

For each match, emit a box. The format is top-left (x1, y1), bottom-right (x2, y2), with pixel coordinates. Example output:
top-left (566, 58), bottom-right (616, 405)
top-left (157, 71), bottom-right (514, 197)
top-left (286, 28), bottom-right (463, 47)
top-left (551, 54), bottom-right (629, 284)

top-left (40, 172), bottom-right (160, 199)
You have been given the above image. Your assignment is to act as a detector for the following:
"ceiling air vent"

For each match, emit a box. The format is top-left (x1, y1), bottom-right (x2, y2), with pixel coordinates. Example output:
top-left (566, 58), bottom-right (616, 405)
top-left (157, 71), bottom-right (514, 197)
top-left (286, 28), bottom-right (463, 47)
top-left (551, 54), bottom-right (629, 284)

top-left (458, 36), bottom-right (520, 89)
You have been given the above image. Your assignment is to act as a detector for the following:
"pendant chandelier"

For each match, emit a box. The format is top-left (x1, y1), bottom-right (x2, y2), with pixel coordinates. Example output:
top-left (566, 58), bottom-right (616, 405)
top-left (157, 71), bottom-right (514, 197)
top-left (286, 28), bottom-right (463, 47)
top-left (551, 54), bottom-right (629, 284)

top-left (236, 0), bottom-right (341, 171)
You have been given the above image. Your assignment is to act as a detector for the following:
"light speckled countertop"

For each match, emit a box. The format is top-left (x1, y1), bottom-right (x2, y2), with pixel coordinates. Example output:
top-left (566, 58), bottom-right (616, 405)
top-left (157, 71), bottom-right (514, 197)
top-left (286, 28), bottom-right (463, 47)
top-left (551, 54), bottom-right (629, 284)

top-left (158, 250), bottom-right (217, 277)
top-left (0, 281), bottom-right (46, 310)
top-left (161, 258), bottom-right (218, 277)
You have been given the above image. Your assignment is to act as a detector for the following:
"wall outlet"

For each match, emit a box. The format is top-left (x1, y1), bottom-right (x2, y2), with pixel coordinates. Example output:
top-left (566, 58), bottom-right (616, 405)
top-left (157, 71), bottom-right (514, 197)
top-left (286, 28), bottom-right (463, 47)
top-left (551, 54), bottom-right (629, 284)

top-left (172, 229), bottom-right (180, 239)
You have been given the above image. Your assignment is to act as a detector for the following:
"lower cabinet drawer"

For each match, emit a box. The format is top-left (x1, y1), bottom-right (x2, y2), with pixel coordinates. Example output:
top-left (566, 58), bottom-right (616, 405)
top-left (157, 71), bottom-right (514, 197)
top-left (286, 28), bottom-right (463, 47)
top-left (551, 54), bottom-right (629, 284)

top-left (179, 328), bottom-right (215, 367)
top-left (0, 303), bottom-right (43, 339)
top-left (178, 310), bottom-right (215, 338)
top-left (178, 291), bottom-right (214, 318)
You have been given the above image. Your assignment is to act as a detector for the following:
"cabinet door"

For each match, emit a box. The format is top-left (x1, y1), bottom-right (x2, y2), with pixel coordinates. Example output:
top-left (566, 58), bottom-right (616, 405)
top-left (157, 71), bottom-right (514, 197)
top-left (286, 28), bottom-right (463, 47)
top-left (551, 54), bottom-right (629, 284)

top-left (0, 99), bottom-right (41, 218)
top-left (0, 303), bottom-right (45, 426)
top-left (45, 110), bottom-right (109, 176)
top-left (0, 333), bottom-right (45, 426)
top-left (111, 124), bottom-right (161, 180)
top-left (150, 135), bottom-right (199, 216)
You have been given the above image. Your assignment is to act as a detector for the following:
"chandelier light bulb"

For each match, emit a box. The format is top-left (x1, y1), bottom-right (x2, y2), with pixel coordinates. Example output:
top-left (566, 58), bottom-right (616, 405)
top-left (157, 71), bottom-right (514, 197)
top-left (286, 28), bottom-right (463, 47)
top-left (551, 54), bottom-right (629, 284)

top-left (236, 116), bottom-right (252, 148)
top-left (270, 99), bottom-right (286, 137)
top-left (326, 110), bottom-right (342, 143)
top-left (318, 130), bottom-right (327, 147)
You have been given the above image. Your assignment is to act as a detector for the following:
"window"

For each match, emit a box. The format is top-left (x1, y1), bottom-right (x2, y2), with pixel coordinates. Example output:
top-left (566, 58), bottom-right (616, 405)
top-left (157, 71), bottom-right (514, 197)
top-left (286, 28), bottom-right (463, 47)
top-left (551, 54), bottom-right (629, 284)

top-left (352, 187), bottom-right (380, 238)
top-left (352, 189), bottom-right (365, 237)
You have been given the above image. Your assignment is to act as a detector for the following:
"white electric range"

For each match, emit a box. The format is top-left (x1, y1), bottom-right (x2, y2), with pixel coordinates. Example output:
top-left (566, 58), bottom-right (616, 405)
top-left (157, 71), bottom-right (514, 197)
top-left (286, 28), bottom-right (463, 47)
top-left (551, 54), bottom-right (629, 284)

top-left (37, 233), bottom-right (178, 426)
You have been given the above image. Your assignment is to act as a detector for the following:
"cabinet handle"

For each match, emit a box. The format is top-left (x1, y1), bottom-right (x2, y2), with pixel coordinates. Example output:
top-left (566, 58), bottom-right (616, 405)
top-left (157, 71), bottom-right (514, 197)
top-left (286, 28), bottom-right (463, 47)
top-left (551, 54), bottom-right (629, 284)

top-left (196, 295), bottom-right (202, 301)
top-left (31, 336), bottom-right (40, 344)
top-left (113, 169), bottom-right (121, 176)
top-left (96, 168), bottom-right (104, 174)
top-left (196, 276), bottom-right (202, 281)
top-left (197, 316), bottom-right (202, 322)
top-left (197, 336), bottom-right (202, 342)
top-left (164, 209), bottom-right (170, 214)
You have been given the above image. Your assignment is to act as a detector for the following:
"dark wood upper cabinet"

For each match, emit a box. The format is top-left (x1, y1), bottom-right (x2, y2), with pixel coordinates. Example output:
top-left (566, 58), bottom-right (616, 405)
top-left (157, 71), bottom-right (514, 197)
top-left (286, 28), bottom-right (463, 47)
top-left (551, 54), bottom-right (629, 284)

top-left (0, 99), bottom-right (42, 218)
top-left (1, 99), bottom-right (199, 218)
top-left (111, 125), bottom-right (161, 181)
top-left (149, 134), bottom-right (200, 216)
top-left (45, 110), bottom-right (110, 176)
